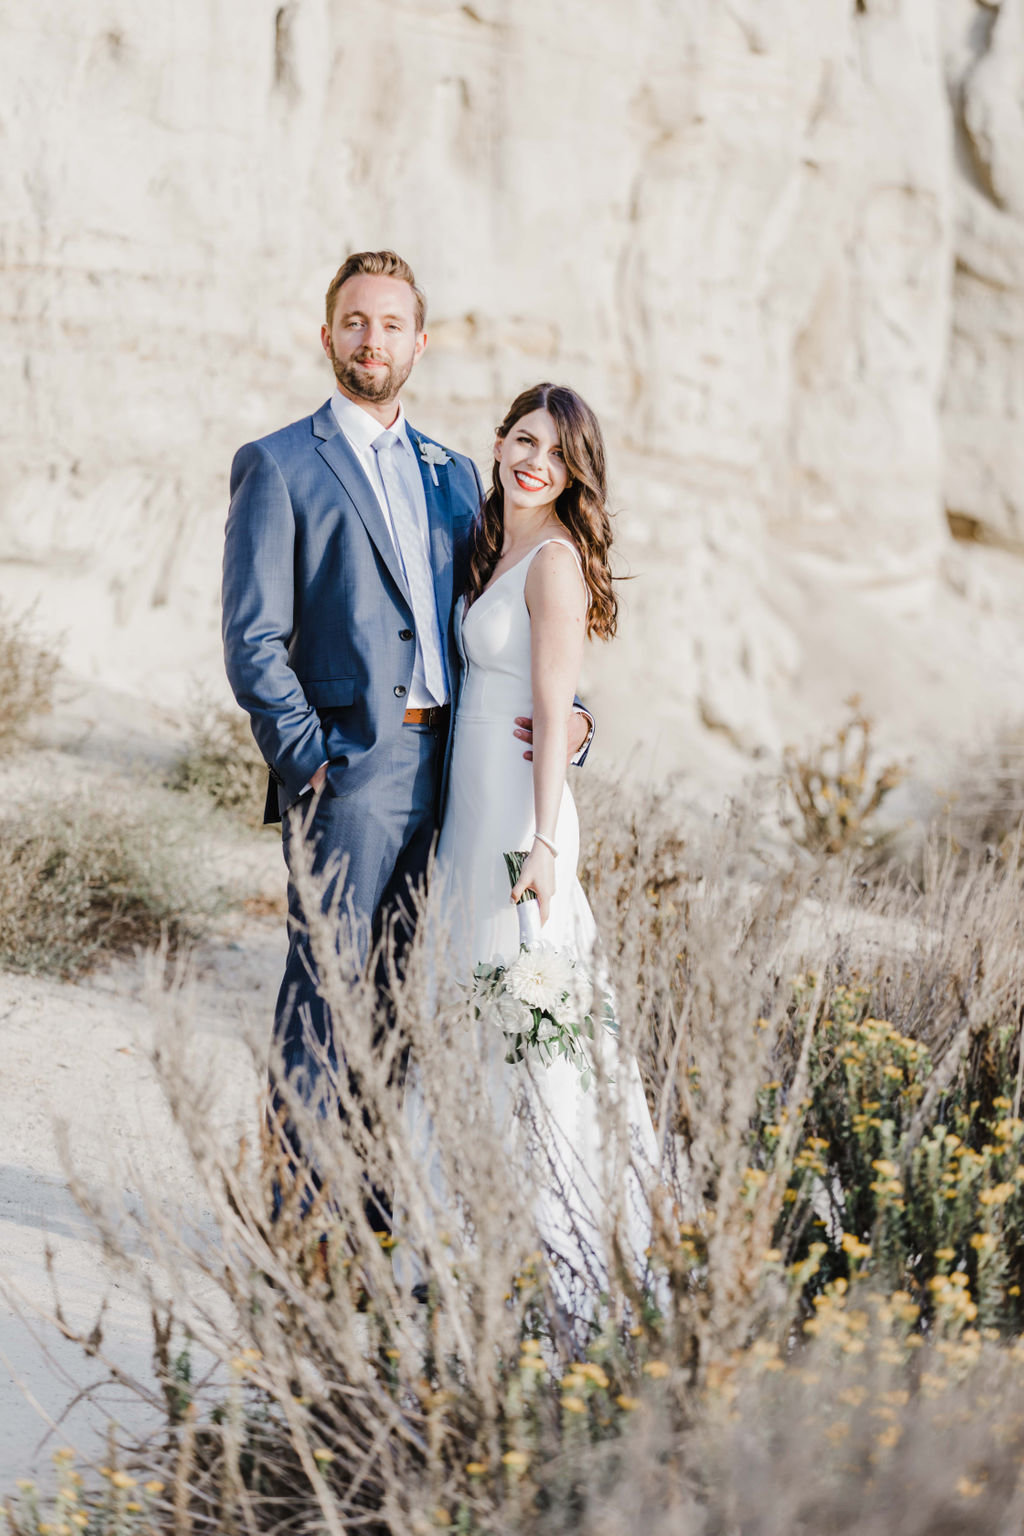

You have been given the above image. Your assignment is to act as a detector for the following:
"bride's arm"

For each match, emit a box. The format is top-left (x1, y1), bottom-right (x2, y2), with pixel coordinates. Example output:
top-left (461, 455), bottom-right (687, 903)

top-left (509, 543), bottom-right (588, 924)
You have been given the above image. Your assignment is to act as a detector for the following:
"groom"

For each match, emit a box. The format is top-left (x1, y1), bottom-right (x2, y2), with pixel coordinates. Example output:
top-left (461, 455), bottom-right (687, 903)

top-left (222, 250), bottom-right (589, 1209)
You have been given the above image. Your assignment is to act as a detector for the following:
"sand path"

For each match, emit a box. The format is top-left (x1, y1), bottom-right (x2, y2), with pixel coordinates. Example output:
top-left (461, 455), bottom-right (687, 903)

top-left (0, 894), bottom-right (285, 1484)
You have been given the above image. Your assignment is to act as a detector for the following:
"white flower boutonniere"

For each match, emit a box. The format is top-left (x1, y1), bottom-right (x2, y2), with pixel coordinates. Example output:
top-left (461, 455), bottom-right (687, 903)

top-left (416, 437), bottom-right (453, 486)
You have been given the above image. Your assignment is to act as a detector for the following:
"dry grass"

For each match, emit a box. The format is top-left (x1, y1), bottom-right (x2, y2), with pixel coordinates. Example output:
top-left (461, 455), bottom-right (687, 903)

top-left (0, 788), bottom-right (227, 978)
top-left (6, 750), bottom-right (1024, 1533)
top-left (0, 603), bottom-right (60, 754)
top-left (937, 722), bottom-right (1024, 862)
top-left (171, 696), bottom-right (269, 823)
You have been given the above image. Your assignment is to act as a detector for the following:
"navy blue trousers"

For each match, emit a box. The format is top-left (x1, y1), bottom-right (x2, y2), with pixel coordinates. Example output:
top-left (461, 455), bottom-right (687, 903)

top-left (269, 724), bottom-right (443, 1222)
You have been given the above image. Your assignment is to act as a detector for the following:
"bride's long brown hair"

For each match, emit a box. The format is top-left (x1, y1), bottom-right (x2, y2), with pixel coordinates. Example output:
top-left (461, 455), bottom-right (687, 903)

top-left (465, 383), bottom-right (618, 641)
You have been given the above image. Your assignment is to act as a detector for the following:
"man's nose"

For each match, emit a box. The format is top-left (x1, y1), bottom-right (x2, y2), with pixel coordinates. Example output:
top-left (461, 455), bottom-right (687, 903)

top-left (364, 319), bottom-right (387, 350)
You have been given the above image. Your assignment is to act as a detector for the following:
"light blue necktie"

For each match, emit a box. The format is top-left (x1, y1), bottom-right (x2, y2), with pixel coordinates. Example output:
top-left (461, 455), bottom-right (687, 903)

top-left (372, 430), bottom-right (448, 702)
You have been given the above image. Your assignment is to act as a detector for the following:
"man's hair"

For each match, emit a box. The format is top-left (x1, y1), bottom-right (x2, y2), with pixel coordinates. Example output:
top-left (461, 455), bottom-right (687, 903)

top-left (325, 250), bottom-right (426, 331)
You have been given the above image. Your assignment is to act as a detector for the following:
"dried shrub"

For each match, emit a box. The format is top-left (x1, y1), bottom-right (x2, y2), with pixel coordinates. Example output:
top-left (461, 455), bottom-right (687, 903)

top-left (0, 603), bottom-right (60, 753)
top-left (7, 766), bottom-right (1024, 1532)
top-left (782, 700), bottom-right (904, 856)
top-left (0, 791), bottom-right (225, 978)
top-left (171, 697), bottom-right (268, 822)
top-left (938, 722), bottom-right (1024, 862)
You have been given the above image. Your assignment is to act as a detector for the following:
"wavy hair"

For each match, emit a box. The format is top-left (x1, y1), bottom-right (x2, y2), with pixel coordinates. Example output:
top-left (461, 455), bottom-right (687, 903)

top-left (465, 383), bottom-right (617, 640)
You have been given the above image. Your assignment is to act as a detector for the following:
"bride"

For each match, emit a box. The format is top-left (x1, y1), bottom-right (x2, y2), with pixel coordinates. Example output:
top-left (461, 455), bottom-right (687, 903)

top-left (421, 382), bottom-right (660, 1298)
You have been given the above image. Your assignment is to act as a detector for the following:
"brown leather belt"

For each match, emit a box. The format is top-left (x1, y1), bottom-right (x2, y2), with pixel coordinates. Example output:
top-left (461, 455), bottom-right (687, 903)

top-left (402, 704), bottom-right (451, 728)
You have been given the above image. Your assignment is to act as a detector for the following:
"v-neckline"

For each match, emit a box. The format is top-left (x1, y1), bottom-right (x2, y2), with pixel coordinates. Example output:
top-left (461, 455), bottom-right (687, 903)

top-left (464, 538), bottom-right (575, 616)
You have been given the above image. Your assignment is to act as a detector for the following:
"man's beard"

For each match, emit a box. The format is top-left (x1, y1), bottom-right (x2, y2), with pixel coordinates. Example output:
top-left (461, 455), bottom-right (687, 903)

top-left (329, 343), bottom-right (413, 404)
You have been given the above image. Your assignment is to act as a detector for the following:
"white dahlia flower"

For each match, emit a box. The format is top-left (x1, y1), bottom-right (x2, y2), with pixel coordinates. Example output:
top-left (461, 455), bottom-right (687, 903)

top-left (503, 942), bottom-right (575, 1016)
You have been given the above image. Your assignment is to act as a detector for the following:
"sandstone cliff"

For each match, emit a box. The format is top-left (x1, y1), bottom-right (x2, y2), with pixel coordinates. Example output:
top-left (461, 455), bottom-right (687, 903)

top-left (2, 0), bottom-right (1022, 779)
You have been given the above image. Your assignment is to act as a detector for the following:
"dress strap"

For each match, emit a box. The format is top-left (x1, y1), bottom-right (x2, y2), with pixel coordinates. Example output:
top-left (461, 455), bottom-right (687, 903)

top-left (526, 538), bottom-right (589, 603)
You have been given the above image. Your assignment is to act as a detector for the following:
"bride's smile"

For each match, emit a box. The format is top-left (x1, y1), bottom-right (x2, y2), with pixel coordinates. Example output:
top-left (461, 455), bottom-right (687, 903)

top-left (495, 409), bottom-right (570, 517)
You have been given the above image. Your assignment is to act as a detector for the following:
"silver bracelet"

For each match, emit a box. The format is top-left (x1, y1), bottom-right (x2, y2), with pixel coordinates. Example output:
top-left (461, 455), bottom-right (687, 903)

top-left (532, 831), bottom-right (559, 858)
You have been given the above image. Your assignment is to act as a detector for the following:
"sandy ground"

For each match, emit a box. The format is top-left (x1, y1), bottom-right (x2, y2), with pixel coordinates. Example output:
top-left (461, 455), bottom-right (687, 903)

top-left (0, 914), bottom-right (286, 1483)
top-left (0, 697), bottom-right (288, 1486)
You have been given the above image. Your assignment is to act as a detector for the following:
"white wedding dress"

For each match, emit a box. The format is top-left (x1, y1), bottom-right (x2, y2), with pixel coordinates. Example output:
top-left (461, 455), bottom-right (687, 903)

top-left (429, 538), bottom-right (661, 1296)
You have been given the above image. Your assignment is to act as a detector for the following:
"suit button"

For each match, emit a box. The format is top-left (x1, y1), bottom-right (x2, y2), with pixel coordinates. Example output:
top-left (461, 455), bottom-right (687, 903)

top-left (394, 685), bottom-right (407, 697)
top-left (399, 628), bottom-right (413, 641)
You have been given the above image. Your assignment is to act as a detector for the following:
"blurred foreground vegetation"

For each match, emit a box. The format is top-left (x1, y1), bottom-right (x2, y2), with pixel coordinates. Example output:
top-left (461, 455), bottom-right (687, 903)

top-left (3, 713), bottom-right (1024, 1534)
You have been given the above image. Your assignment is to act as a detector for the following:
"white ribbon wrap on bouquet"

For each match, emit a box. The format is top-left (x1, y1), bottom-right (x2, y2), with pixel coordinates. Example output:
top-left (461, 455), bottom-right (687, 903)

top-left (516, 899), bottom-right (542, 946)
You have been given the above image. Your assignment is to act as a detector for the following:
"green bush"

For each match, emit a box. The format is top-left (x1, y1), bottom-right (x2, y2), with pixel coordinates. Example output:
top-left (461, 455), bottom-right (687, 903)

top-left (0, 791), bottom-right (224, 978)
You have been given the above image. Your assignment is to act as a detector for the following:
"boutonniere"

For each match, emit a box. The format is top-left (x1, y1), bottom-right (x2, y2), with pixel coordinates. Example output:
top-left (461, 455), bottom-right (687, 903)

top-left (416, 437), bottom-right (453, 486)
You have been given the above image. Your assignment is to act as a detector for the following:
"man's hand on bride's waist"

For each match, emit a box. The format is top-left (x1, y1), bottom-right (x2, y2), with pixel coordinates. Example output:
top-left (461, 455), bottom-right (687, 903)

top-left (513, 709), bottom-right (593, 765)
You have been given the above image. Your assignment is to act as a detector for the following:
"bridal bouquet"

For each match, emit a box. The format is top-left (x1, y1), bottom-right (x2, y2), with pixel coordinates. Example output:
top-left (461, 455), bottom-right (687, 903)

top-left (471, 851), bottom-right (597, 1087)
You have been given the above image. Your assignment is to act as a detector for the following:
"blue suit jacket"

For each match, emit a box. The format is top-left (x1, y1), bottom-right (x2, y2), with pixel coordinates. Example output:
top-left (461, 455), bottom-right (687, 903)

top-left (222, 398), bottom-right (484, 822)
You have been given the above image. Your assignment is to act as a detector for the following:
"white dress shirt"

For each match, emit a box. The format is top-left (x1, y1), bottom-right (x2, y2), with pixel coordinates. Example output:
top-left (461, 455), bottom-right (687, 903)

top-left (329, 390), bottom-right (447, 710)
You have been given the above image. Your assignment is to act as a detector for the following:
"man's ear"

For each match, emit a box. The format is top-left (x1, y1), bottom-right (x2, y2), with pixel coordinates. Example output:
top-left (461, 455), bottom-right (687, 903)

top-left (414, 329), bottom-right (428, 362)
top-left (320, 323), bottom-right (332, 358)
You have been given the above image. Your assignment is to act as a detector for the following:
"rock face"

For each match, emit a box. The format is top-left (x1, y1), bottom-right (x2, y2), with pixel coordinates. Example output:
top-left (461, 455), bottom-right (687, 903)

top-left (2, 0), bottom-right (1022, 780)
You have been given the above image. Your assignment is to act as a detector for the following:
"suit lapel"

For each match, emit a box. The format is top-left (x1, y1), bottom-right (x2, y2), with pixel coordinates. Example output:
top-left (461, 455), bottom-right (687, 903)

top-left (311, 401), bottom-right (411, 606)
top-left (409, 428), bottom-right (455, 635)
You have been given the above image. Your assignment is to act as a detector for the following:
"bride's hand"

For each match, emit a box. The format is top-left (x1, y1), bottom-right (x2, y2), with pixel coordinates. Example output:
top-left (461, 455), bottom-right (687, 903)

top-left (510, 842), bottom-right (556, 925)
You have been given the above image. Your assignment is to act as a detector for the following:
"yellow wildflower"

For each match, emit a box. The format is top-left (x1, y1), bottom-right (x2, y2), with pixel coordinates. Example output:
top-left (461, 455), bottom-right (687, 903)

top-left (501, 1451), bottom-right (528, 1470)
top-left (465, 1462), bottom-right (487, 1477)
top-left (561, 1395), bottom-right (587, 1414)
top-left (979, 1183), bottom-right (1014, 1207)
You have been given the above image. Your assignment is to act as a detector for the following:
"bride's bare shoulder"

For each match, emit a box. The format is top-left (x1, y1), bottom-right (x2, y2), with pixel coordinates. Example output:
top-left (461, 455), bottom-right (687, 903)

top-left (523, 539), bottom-right (588, 613)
